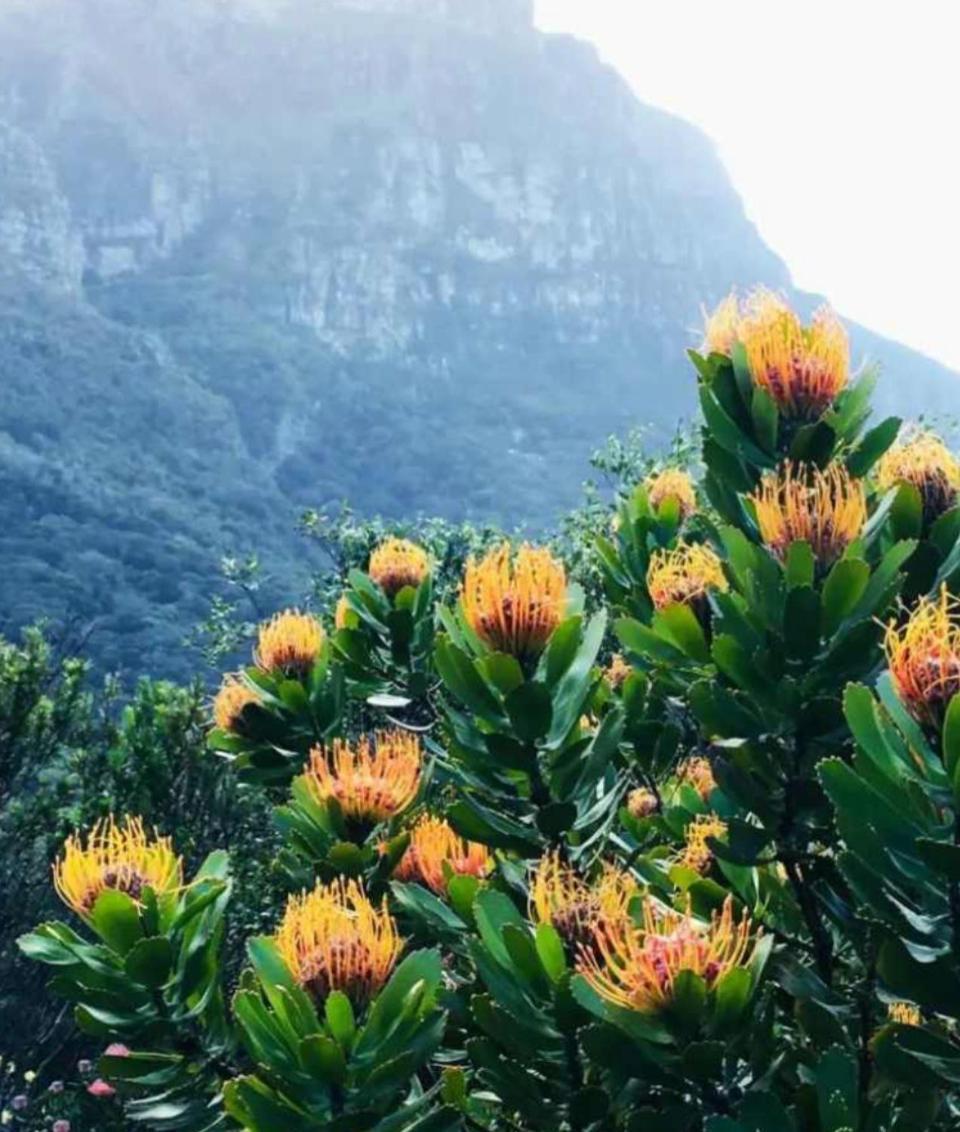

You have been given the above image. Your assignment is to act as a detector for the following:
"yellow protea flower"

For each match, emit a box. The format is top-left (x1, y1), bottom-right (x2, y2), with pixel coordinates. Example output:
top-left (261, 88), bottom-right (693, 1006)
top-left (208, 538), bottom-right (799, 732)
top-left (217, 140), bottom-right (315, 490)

top-left (274, 878), bottom-right (401, 1006)
top-left (53, 816), bottom-right (183, 918)
top-left (579, 894), bottom-right (756, 1014)
top-left (212, 674), bottom-right (261, 735)
top-left (887, 1001), bottom-right (921, 1026)
top-left (334, 594), bottom-right (354, 632)
top-left (368, 537), bottom-right (430, 599)
top-left (751, 462), bottom-right (866, 567)
top-left (675, 756), bottom-right (716, 802)
top-left (646, 543), bottom-right (728, 614)
top-left (646, 468), bottom-right (697, 521)
top-left (393, 815), bottom-right (492, 895)
top-left (678, 814), bottom-right (728, 873)
top-left (300, 731), bottom-right (422, 825)
top-left (701, 292), bottom-right (741, 357)
top-left (529, 852), bottom-right (636, 952)
top-left (461, 543), bottom-right (567, 661)
top-left (255, 609), bottom-right (325, 678)
top-left (885, 586), bottom-right (960, 728)
top-left (876, 431), bottom-right (960, 523)
top-left (626, 787), bottom-right (658, 819)
top-left (604, 653), bottom-right (632, 691)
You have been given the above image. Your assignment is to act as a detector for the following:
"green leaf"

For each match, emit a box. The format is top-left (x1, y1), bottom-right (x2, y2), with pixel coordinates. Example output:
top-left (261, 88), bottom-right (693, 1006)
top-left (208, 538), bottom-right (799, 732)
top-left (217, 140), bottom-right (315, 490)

top-left (123, 936), bottom-right (173, 988)
top-left (435, 637), bottom-right (505, 724)
top-left (90, 889), bottom-right (143, 956)
top-left (751, 386), bottom-right (778, 453)
top-left (846, 416), bottom-right (901, 477)
top-left (943, 693), bottom-right (960, 778)
top-left (505, 682), bottom-right (553, 742)
top-left (785, 541), bottom-right (815, 589)
top-left (654, 602), bottom-right (710, 662)
top-left (534, 923), bottom-right (567, 982)
top-left (324, 991), bottom-right (356, 1049)
top-left (480, 653), bottom-right (525, 696)
top-left (299, 1033), bottom-right (347, 1084)
top-left (820, 558), bottom-right (870, 634)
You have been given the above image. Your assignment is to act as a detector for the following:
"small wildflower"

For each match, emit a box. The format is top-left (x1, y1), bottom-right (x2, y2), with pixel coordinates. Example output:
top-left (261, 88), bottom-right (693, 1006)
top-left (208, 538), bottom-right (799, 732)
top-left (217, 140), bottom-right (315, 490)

top-left (393, 815), bottom-right (492, 896)
top-left (876, 431), bottom-right (960, 525)
top-left (299, 731), bottom-right (422, 826)
top-left (529, 852), bottom-right (636, 954)
top-left (888, 1001), bottom-right (921, 1026)
top-left (87, 1080), bottom-right (116, 1098)
top-left (212, 675), bottom-right (260, 735)
top-left (675, 756), bottom-right (716, 802)
top-left (626, 787), bottom-right (658, 819)
top-left (254, 609), bottom-right (324, 678)
top-left (679, 814), bottom-right (728, 874)
top-left (368, 538), bottom-right (430, 598)
top-left (885, 586), bottom-right (960, 728)
top-left (647, 542), bottom-right (727, 616)
top-left (646, 468), bottom-right (697, 521)
top-left (604, 653), bottom-right (632, 691)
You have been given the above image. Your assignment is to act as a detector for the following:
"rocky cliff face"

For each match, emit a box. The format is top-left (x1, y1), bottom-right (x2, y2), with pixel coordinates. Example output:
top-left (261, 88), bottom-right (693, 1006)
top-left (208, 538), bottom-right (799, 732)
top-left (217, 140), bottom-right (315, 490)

top-left (0, 0), bottom-right (955, 676)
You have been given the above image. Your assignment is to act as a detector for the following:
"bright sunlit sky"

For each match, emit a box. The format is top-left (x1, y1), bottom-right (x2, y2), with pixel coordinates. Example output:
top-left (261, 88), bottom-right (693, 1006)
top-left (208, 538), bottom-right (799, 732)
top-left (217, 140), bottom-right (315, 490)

top-left (535, 1), bottom-right (960, 371)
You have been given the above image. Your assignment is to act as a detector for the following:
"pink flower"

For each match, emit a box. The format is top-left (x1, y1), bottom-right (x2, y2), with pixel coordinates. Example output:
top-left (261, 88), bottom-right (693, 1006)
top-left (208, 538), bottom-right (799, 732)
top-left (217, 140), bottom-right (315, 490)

top-left (53, 1122), bottom-right (72, 1132)
top-left (104, 1043), bottom-right (130, 1058)
top-left (87, 1079), bottom-right (116, 1098)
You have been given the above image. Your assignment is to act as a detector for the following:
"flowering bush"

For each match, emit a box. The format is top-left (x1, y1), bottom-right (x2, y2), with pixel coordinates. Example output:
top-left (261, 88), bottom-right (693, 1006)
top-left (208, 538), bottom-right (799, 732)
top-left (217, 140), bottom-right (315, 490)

top-left (18, 287), bottom-right (960, 1130)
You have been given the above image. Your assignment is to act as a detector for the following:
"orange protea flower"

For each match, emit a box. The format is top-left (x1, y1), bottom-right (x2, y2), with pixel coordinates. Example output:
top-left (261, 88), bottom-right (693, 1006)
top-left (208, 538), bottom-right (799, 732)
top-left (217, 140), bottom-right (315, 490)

top-left (529, 852), bottom-right (636, 952)
top-left (876, 431), bottom-right (960, 524)
top-left (675, 756), bottom-right (716, 802)
top-left (274, 878), bottom-right (401, 1006)
top-left (53, 816), bottom-right (183, 918)
top-left (368, 537), bottom-right (430, 599)
top-left (751, 461), bottom-right (866, 567)
top-left (394, 815), bottom-right (493, 895)
top-left (255, 609), bottom-right (325, 678)
top-left (887, 1001), bottom-right (921, 1026)
top-left (212, 674), bottom-right (261, 735)
top-left (626, 787), bottom-right (658, 819)
top-left (646, 543), bottom-right (728, 614)
top-left (461, 543), bottom-right (567, 661)
top-left (301, 731), bottom-right (422, 825)
top-left (739, 288), bottom-right (848, 419)
top-left (334, 594), bottom-right (354, 631)
top-left (604, 653), bottom-right (632, 691)
top-left (885, 586), bottom-right (960, 728)
top-left (646, 468), bottom-right (697, 521)
top-left (678, 814), bottom-right (728, 873)
top-left (580, 894), bottom-right (756, 1014)
top-left (701, 292), bottom-right (741, 357)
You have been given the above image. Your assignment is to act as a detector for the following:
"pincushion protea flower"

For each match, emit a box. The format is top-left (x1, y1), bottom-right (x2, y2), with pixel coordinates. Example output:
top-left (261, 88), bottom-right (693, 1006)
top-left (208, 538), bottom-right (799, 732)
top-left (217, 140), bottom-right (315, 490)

top-left (751, 462), bottom-right (866, 567)
top-left (579, 895), bottom-right (756, 1015)
top-left (885, 586), bottom-right (960, 728)
top-left (393, 815), bottom-right (492, 895)
top-left (876, 431), bottom-right (960, 524)
top-left (255, 609), bottom-right (325, 678)
top-left (274, 878), bottom-right (401, 1006)
top-left (212, 675), bottom-right (260, 735)
top-left (678, 814), bottom-right (728, 873)
top-left (704, 288), bottom-right (848, 420)
top-left (529, 852), bottom-right (636, 952)
top-left (646, 468), bottom-right (697, 521)
top-left (368, 537), bottom-right (430, 599)
top-left (675, 756), bottom-right (716, 802)
top-left (646, 543), bottom-right (728, 615)
top-left (626, 787), bottom-right (658, 819)
top-left (887, 1001), bottom-right (921, 1026)
top-left (300, 731), bottom-right (422, 825)
top-left (461, 543), bottom-right (567, 661)
top-left (334, 594), bottom-right (353, 631)
top-left (604, 653), bottom-right (632, 691)
top-left (53, 816), bottom-right (182, 917)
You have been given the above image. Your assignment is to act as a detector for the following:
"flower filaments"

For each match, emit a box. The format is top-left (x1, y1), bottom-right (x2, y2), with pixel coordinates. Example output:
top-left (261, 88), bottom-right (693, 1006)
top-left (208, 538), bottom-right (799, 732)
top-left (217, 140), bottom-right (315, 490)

top-left (626, 787), bottom-right (658, 819)
top-left (368, 537), bottom-right (430, 599)
top-left (646, 468), bottom-right (697, 521)
top-left (212, 675), bottom-right (260, 735)
top-left (679, 814), bottom-right (728, 873)
top-left (301, 731), bottom-right (422, 825)
top-left (255, 609), bottom-right (325, 678)
top-left (701, 293), bottom-right (740, 357)
top-left (738, 288), bottom-right (849, 419)
top-left (604, 653), bottom-right (632, 691)
top-left (676, 756), bottom-right (716, 802)
top-left (751, 462), bottom-right (866, 568)
top-left (875, 432), bottom-right (960, 525)
top-left (461, 543), bottom-right (567, 661)
top-left (53, 816), bottom-right (183, 917)
top-left (646, 543), bottom-right (728, 615)
top-left (885, 587), bottom-right (960, 728)
top-left (888, 1002), bottom-right (921, 1026)
top-left (579, 895), bottom-right (756, 1015)
top-left (394, 815), bottom-right (492, 895)
top-left (334, 594), bottom-right (353, 631)
top-left (274, 878), bottom-right (401, 1007)
top-left (529, 852), bottom-right (636, 953)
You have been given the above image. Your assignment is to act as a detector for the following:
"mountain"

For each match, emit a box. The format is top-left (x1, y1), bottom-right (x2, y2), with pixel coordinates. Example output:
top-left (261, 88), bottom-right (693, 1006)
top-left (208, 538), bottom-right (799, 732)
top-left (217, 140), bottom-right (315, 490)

top-left (0, 0), bottom-right (956, 677)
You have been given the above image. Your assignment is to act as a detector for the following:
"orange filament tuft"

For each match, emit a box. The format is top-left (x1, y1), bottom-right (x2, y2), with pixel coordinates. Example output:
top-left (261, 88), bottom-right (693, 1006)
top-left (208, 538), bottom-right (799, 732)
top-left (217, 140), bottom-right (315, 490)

top-left (393, 815), bottom-right (492, 896)
top-left (300, 731), bottom-right (423, 825)
top-left (876, 431), bottom-right (960, 523)
top-left (626, 787), bottom-right (658, 819)
top-left (255, 609), bottom-right (325, 678)
top-left (53, 816), bottom-right (183, 918)
top-left (368, 538), bottom-right (430, 599)
top-left (885, 586), bottom-right (960, 728)
top-left (604, 653), bottom-right (632, 691)
top-left (529, 852), bottom-right (636, 952)
top-left (579, 895), bottom-right (757, 1014)
top-left (334, 594), bottom-right (354, 632)
top-left (461, 543), bottom-right (567, 661)
top-left (701, 292), bottom-right (741, 357)
top-left (274, 878), bottom-right (401, 1006)
top-left (887, 1001), bottom-right (921, 1026)
top-left (646, 468), bottom-right (697, 521)
top-left (646, 543), bottom-right (728, 613)
top-left (676, 757), bottom-right (716, 802)
top-left (751, 462), bottom-right (866, 566)
top-left (212, 674), bottom-right (261, 734)
top-left (679, 814), bottom-right (728, 873)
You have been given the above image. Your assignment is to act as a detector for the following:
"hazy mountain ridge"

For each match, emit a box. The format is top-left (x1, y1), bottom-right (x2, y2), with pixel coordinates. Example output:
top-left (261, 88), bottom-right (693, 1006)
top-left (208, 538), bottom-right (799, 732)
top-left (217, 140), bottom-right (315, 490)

top-left (0, 0), bottom-right (956, 676)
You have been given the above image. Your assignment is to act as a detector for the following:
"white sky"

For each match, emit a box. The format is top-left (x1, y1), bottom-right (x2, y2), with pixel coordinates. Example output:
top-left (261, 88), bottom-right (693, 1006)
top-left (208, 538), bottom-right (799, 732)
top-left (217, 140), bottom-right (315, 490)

top-left (535, 0), bottom-right (960, 372)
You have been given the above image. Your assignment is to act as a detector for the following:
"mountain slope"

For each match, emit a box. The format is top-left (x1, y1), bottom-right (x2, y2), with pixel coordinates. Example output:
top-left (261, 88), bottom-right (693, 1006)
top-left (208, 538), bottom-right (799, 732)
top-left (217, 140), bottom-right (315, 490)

top-left (0, 0), bottom-right (956, 676)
